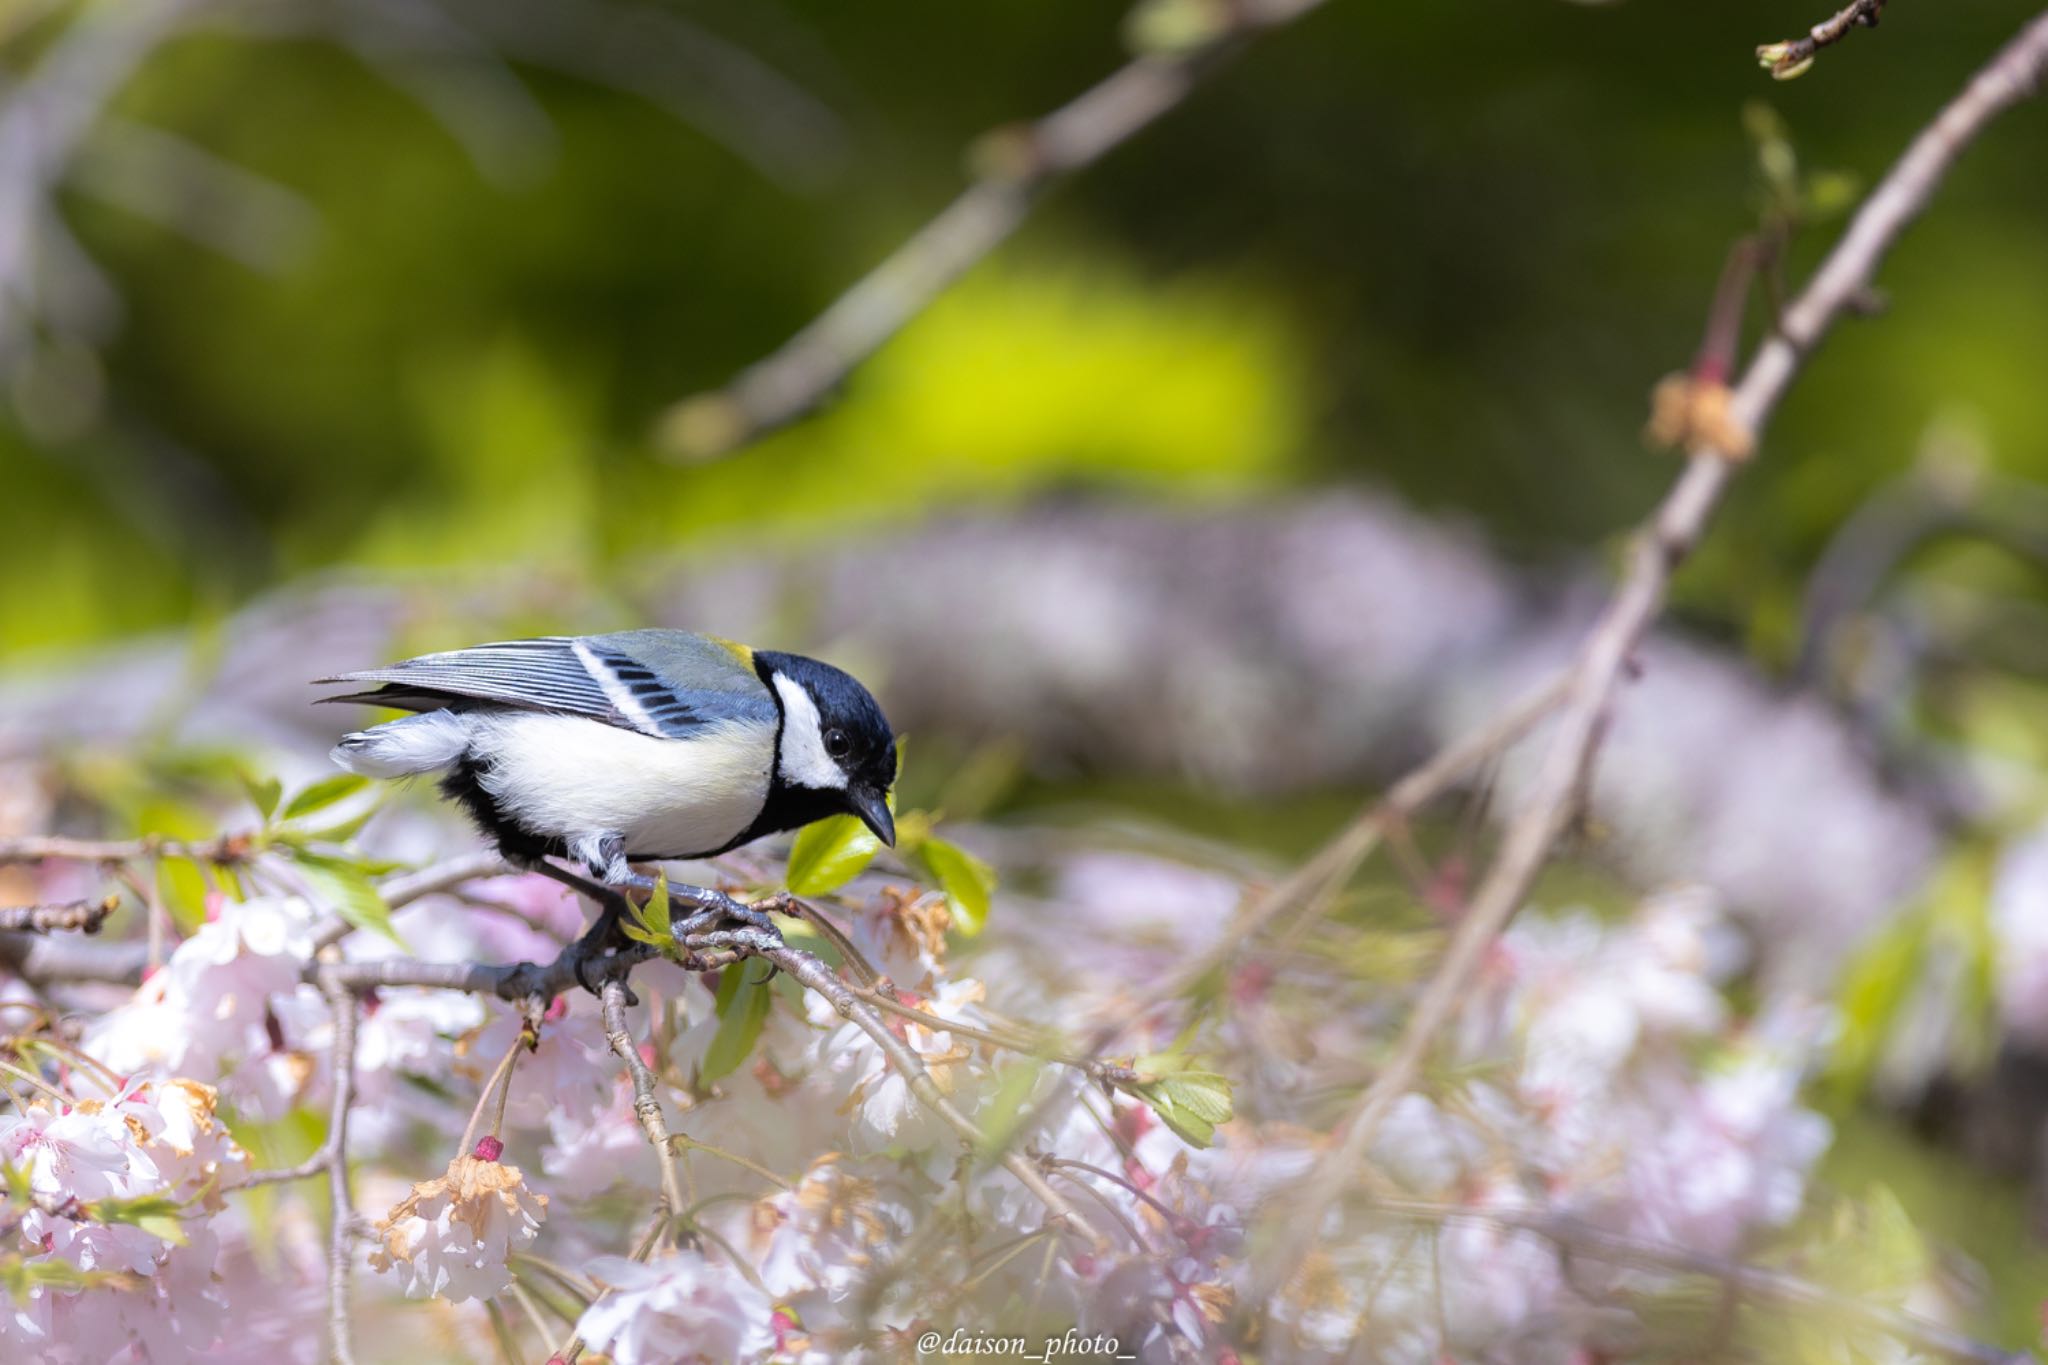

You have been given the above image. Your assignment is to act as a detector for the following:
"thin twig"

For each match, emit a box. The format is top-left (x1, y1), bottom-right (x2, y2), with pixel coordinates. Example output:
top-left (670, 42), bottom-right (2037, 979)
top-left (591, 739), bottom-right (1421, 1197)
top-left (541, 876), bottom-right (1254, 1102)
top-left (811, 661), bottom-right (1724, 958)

top-left (845, 981), bottom-right (1138, 1087)
top-left (783, 895), bottom-right (882, 987)
top-left (599, 978), bottom-right (690, 1248)
top-left (657, 0), bottom-right (1331, 459)
top-left (665, 1133), bottom-right (793, 1192)
top-left (1264, 2), bottom-right (2048, 1299)
top-left (0, 832), bottom-right (250, 865)
top-left (1759, 0), bottom-right (1890, 81)
top-left (457, 1033), bottom-right (528, 1159)
top-left (1056, 665), bottom-right (1572, 1077)
top-left (1161, 669), bottom-right (1575, 1000)
top-left (233, 1137), bottom-right (341, 1191)
top-left (318, 974), bottom-right (360, 1365)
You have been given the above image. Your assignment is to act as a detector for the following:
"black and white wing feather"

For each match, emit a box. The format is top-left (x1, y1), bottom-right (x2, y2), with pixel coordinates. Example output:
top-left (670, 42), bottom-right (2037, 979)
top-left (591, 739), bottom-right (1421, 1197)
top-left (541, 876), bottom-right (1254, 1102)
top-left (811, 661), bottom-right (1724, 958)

top-left (316, 634), bottom-right (774, 740)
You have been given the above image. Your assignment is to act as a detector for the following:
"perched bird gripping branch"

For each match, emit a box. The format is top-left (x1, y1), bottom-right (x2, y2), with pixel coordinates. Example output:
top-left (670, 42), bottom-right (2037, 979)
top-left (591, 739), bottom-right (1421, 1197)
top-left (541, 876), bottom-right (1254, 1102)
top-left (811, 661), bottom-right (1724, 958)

top-left (316, 630), bottom-right (897, 984)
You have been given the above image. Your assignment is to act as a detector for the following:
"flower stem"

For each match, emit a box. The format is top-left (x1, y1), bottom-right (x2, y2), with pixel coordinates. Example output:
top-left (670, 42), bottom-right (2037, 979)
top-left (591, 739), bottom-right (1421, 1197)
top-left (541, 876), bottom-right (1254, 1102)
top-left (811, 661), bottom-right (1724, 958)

top-left (457, 1034), bottom-right (525, 1159)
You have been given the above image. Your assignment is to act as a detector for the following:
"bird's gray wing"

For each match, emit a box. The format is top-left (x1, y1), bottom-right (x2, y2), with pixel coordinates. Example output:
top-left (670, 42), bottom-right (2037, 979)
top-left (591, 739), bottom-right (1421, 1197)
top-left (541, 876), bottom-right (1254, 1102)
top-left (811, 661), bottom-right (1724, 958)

top-left (317, 632), bottom-right (774, 739)
top-left (587, 630), bottom-right (778, 735)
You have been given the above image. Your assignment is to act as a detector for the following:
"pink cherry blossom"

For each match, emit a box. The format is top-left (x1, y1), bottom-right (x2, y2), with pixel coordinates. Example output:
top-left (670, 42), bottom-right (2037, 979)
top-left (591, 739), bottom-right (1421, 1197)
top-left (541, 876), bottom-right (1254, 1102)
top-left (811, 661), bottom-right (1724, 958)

top-left (577, 1249), bottom-right (775, 1364)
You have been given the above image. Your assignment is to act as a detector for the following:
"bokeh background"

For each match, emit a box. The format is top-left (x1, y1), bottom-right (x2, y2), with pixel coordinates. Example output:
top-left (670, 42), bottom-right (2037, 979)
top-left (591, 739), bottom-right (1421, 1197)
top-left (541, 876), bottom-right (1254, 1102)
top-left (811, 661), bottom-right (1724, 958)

top-left (7, 0), bottom-right (2048, 1353)
top-left (9, 0), bottom-right (2048, 654)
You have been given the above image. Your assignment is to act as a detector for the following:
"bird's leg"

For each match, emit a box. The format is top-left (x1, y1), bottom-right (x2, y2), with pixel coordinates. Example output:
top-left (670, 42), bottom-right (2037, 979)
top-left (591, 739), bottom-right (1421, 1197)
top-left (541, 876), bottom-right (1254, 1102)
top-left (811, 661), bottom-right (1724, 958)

top-left (518, 857), bottom-right (643, 1000)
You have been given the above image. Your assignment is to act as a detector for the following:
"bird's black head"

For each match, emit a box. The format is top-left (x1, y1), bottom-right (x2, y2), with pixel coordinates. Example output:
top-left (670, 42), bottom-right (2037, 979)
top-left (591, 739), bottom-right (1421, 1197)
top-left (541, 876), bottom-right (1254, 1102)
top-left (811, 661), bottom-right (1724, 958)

top-left (754, 650), bottom-right (898, 846)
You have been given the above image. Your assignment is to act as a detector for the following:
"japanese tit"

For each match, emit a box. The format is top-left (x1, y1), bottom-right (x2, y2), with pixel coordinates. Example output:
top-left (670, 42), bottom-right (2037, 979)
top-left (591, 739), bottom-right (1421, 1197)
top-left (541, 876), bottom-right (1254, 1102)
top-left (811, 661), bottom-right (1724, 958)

top-left (317, 630), bottom-right (897, 883)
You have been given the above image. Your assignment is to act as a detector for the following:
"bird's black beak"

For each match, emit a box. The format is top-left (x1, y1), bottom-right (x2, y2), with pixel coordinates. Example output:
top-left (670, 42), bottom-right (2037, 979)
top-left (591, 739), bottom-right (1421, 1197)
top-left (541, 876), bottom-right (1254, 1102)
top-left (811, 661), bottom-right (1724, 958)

top-left (849, 785), bottom-right (895, 847)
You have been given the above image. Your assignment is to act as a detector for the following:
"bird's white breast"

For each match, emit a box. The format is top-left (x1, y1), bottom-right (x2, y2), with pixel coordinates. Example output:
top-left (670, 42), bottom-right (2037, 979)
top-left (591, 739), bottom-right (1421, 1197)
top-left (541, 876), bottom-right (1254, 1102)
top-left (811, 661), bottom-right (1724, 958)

top-left (470, 712), bottom-right (774, 857)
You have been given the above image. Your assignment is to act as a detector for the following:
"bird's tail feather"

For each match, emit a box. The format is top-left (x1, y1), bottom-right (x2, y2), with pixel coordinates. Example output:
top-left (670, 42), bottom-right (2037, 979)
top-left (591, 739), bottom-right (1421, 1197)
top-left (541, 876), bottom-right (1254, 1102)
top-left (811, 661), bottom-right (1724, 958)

top-left (330, 710), bottom-right (473, 778)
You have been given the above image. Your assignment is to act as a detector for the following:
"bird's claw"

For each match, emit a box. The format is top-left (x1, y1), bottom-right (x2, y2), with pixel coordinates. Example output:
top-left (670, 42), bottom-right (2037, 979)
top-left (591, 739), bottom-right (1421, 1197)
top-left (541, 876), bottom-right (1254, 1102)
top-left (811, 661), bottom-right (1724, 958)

top-left (725, 901), bottom-right (779, 936)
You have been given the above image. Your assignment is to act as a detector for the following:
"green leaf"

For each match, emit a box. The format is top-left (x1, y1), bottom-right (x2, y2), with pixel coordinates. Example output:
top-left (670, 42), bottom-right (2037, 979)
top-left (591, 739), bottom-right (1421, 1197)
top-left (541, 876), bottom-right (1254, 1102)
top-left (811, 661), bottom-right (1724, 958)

top-left (135, 1214), bottom-right (189, 1246)
top-left (281, 773), bottom-right (368, 822)
top-left (1826, 839), bottom-right (1999, 1103)
top-left (700, 966), bottom-right (774, 1084)
top-left (617, 873), bottom-right (674, 952)
top-left (240, 771), bottom-right (282, 822)
top-left (1123, 1047), bottom-right (1235, 1148)
top-left (298, 805), bottom-right (381, 846)
top-left (910, 837), bottom-right (996, 936)
top-left (6, 1257), bottom-right (128, 1293)
top-left (92, 1193), bottom-right (189, 1246)
top-left (641, 871), bottom-right (672, 939)
top-left (785, 814), bottom-right (881, 896)
top-left (1131, 1070), bottom-right (1235, 1148)
top-left (157, 857), bottom-right (210, 934)
top-left (294, 852), bottom-right (405, 947)
top-left (891, 808), bottom-right (933, 853)
top-left (1804, 169), bottom-right (1860, 221)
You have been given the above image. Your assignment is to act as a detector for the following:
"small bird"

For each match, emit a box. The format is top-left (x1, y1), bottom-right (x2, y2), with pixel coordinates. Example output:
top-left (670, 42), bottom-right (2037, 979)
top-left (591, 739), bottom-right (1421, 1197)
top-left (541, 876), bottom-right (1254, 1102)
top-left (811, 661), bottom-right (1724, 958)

top-left (316, 631), bottom-right (897, 888)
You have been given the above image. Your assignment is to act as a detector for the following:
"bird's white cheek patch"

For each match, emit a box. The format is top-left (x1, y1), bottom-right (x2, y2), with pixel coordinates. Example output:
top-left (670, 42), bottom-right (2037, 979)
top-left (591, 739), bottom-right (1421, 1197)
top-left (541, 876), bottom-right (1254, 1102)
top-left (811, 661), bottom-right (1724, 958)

top-left (771, 672), bottom-right (847, 790)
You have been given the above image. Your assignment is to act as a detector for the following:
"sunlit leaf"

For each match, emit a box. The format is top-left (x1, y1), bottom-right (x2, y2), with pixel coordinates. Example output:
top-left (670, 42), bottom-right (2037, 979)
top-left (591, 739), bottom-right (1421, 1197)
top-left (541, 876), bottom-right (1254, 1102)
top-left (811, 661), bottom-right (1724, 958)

top-left (1124, 1049), bottom-right (1235, 1148)
top-left (240, 771), bottom-right (282, 823)
top-left (157, 857), bottom-right (210, 934)
top-left (1130, 1070), bottom-right (1235, 1148)
top-left (92, 1193), bottom-right (189, 1246)
top-left (299, 806), bottom-right (380, 845)
top-left (701, 967), bottom-right (774, 1084)
top-left (1827, 839), bottom-right (1997, 1101)
top-left (911, 837), bottom-right (997, 936)
top-left (641, 871), bottom-right (672, 939)
top-left (281, 773), bottom-right (368, 821)
top-left (786, 815), bottom-right (881, 896)
top-left (1804, 169), bottom-right (1860, 220)
top-left (294, 851), bottom-right (404, 947)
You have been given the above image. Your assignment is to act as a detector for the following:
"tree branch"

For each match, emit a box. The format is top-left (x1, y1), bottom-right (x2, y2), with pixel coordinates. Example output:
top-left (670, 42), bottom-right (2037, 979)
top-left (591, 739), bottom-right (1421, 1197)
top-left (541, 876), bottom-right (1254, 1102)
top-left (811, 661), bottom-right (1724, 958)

top-left (1759, 0), bottom-right (1891, 81)
top-left (0, 895), bottom-right (117, 934)
top-left (1262, 1), bottom-right (2048, 1299)
top-left (0, 832), bottom-right (252, 865)
top-left (657, 0), bottom-right (1331, 459)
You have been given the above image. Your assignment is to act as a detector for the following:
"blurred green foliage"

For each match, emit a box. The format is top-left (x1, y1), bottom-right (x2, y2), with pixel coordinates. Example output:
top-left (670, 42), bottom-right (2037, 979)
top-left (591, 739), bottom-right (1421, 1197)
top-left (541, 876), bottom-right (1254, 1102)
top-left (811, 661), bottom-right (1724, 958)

top-left (5, 0), bottom-right (2047, 658)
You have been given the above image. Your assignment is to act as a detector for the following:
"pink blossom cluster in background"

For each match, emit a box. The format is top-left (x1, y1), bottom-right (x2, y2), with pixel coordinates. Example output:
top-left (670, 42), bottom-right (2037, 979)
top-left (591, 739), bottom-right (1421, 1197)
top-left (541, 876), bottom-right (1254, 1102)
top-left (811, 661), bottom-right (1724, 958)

top-left (0, 780), bottom-right (1921, 1363)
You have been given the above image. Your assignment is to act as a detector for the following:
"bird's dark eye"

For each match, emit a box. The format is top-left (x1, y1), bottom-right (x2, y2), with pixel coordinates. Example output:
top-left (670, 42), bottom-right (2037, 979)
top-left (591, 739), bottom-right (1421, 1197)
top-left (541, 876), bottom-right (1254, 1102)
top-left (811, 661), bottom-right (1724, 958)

top-left (823, 727), bottom-right (852, 759)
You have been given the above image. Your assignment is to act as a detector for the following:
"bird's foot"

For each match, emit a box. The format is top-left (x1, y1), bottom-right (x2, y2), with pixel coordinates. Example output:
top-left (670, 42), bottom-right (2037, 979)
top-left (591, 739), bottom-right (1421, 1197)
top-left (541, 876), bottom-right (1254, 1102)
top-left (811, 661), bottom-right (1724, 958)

top-left (615, 872), bottom-right (783, 939)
